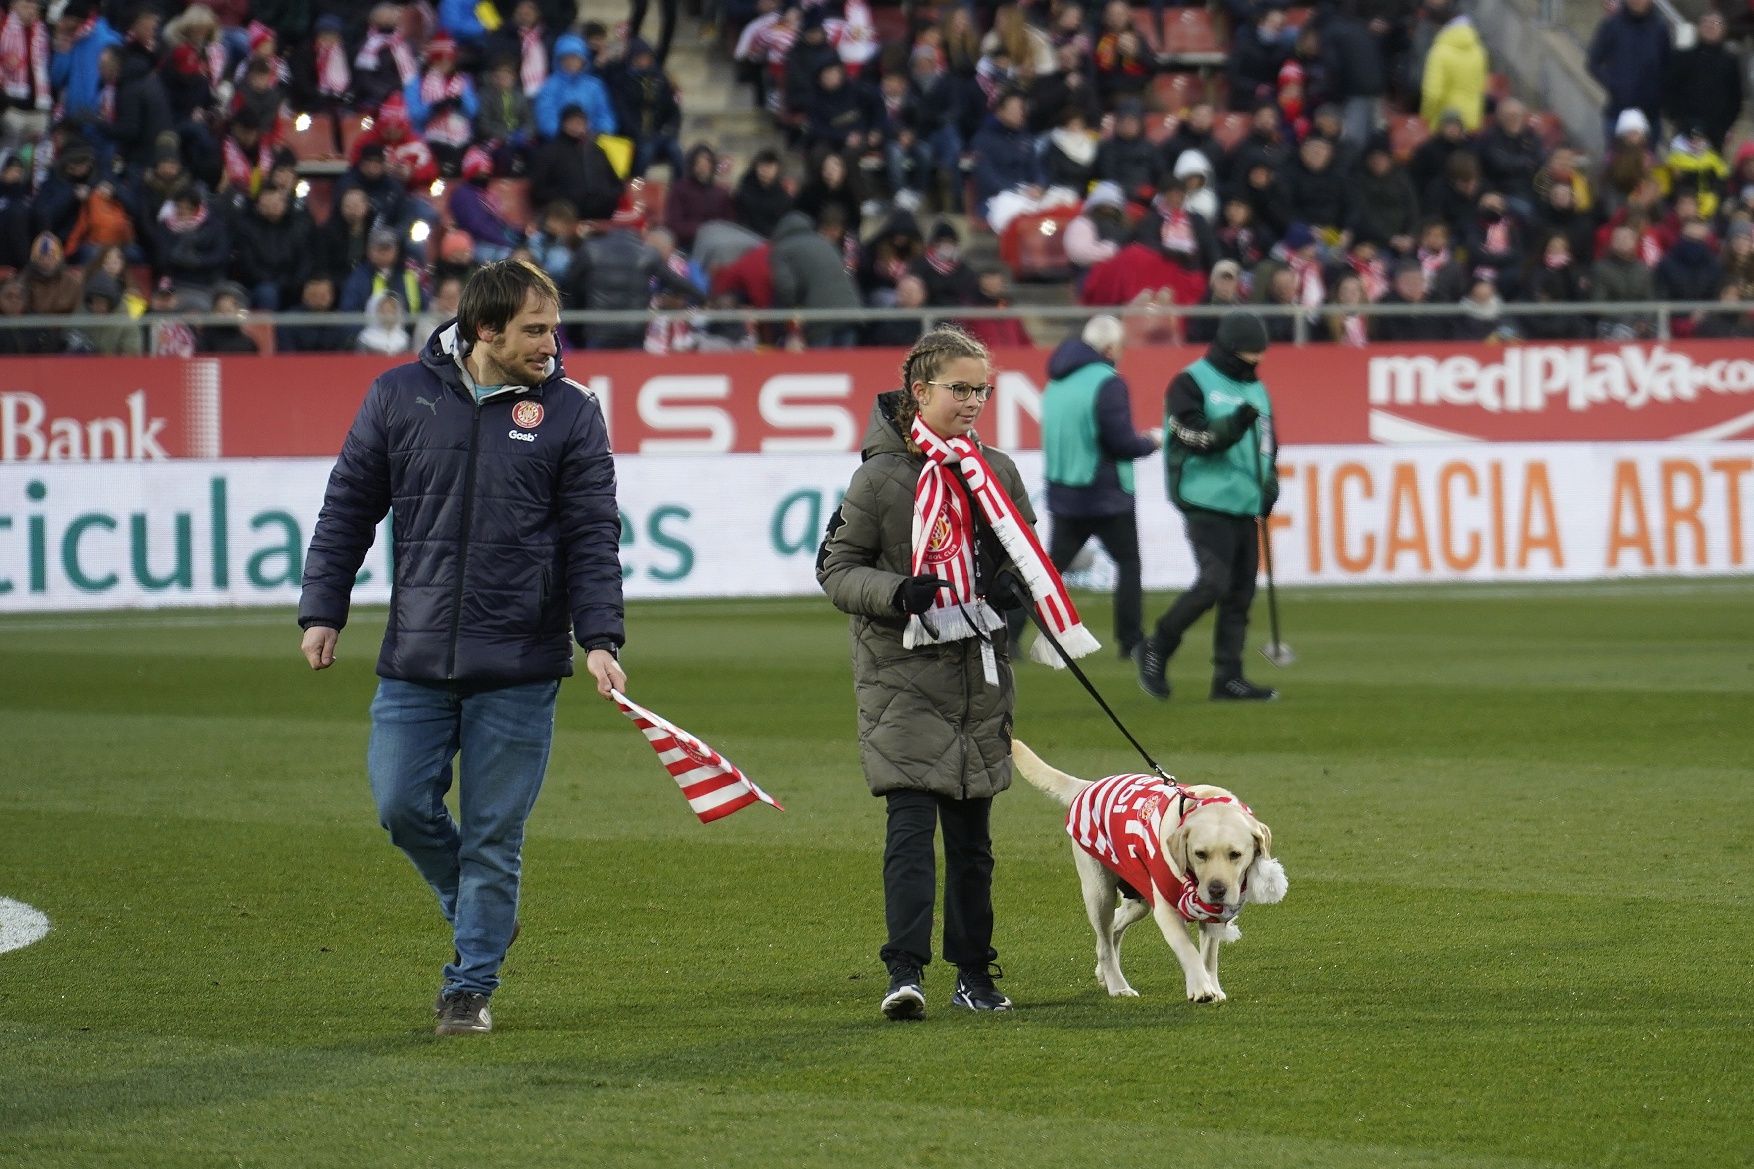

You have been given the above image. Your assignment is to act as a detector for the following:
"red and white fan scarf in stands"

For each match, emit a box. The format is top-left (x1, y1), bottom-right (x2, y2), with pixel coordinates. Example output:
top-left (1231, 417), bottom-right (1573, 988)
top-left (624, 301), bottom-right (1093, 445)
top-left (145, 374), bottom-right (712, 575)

top-left (519, 26), bottom-right (547, 96)
top-left (907, 415), bottom-right (1099, 668)
top-left (0, 14), bottom-right (50, 106)
top-left (613, 690), bottom-right (784, 823)
top-left (316, 38), bottom-right (351, 97)
top-left (1066, 773), bottom-right (1247, 924)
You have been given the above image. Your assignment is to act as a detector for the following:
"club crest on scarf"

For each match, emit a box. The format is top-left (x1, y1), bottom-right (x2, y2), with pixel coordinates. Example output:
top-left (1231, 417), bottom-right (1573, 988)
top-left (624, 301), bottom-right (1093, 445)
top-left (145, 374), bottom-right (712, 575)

top-left (905, 414), bottom-right (1100, 668)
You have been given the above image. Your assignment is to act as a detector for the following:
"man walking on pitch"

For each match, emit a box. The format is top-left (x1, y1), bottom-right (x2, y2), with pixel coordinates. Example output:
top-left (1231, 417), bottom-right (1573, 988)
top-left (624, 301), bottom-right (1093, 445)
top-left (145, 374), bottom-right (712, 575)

top-left (1039, 315), bottom-right (1160, 660)
top-left (298, 260), bottom-right (627, 1036)
top-left (1137, 311), bottom-right (1280, 702)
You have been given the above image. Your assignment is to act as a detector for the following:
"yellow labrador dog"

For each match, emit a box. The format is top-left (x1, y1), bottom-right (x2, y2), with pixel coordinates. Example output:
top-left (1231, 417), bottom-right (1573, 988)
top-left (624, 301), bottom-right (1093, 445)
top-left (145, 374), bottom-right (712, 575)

top-left (1013, 741), bottom-right (1286, 1003)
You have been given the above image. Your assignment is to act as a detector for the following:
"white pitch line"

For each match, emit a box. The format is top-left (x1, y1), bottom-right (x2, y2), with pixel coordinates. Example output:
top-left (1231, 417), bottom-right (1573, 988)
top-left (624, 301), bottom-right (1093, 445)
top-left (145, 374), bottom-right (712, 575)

top-left (0, 898), bottom-right (51, 954)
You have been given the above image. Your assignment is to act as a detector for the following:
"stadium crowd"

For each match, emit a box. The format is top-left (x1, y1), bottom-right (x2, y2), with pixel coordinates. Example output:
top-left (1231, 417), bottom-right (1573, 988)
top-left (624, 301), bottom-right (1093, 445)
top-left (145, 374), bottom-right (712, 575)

top-left (1, 0), bottom-right (1752, 356)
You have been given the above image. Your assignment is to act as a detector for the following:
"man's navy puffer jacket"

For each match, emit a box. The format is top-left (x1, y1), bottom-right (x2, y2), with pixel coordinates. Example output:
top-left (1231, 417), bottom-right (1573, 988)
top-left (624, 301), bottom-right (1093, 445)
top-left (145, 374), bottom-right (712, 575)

top-left (299, 321), bottom-right (625, 686)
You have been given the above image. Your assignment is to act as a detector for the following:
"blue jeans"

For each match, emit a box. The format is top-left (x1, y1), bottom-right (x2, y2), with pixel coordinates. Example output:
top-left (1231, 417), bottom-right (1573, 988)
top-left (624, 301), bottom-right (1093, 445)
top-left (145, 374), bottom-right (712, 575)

top-left (367, 677), bottom-right (561, 997)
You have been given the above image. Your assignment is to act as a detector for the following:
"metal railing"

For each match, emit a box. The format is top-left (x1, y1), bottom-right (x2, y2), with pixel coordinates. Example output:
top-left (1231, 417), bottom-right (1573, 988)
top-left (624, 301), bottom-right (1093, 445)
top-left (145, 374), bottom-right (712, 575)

top-left (0, 299), bottom-right (1741, 347)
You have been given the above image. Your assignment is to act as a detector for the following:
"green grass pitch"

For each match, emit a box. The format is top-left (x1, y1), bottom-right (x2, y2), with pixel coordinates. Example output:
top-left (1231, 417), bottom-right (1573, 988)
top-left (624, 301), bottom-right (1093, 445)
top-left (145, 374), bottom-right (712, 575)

top-left (2, 580), bottom-right (1751, 1169)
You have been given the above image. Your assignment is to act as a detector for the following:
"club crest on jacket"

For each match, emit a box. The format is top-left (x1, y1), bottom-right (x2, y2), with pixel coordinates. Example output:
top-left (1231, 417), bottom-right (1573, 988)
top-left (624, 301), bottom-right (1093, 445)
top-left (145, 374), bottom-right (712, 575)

top-left (512, 401), bottom-right (544, 429)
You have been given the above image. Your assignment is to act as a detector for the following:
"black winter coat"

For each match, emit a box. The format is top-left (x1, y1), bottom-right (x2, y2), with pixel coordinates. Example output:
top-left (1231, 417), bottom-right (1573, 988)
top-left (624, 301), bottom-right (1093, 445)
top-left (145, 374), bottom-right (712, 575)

top-left (529, 136), bottom-right (624, 221)
top-left (299, 322), bottom-right (624, 684)
top-left (232, 207), bottom-right (314, 301)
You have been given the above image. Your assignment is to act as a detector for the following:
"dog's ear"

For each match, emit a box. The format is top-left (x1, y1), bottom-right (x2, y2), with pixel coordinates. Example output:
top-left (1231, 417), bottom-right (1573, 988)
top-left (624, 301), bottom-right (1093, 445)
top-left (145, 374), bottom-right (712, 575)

top-left (1245, 818), bottom-right (1288, 904)
top-left (1251, 818), bottom-right (1273, 860)
top-left (1164, 821), bottom-right (1191, 877)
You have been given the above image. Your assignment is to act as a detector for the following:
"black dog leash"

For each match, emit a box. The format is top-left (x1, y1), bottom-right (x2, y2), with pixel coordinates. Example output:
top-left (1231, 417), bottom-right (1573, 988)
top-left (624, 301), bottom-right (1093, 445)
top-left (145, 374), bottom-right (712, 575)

top-left (997, 564), bottom-right (1174, 784)
top-left (937, 453), bottom-right (1175, 784)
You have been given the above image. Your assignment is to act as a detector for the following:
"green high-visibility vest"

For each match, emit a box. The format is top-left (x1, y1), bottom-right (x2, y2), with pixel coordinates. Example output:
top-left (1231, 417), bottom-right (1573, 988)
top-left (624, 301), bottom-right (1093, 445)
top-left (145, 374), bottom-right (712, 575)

top-left (1167, 357), bottom-right (1271, 517)
top-left (1043, 362), bottom-right (1134, 494)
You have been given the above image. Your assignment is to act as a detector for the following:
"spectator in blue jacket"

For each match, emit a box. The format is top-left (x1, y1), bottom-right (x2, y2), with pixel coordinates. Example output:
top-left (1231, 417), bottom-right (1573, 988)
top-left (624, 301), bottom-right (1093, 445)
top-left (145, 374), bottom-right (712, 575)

top-left (970, 91), bottom-right (1045, 221)
top-left (449, 147), bottom-right (522, 262)
top-left (299, 259), bottom-right (626, 1039)
top-left (1588, 0), bottom-right (1670, 152)
top-left (437, 0), bottom-right (490, 50)
top-left (534, 34), bottom-right (618, 138)
top-left (48, 5), bottom-right (123, 121)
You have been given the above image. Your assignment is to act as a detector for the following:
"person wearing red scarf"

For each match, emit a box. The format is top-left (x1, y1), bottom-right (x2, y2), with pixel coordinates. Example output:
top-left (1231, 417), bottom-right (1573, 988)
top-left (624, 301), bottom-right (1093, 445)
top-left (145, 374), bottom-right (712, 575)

top-left (0, 0), bottom-right (51, 147)
top-left (820, 326), bottom-right (1082, 1021)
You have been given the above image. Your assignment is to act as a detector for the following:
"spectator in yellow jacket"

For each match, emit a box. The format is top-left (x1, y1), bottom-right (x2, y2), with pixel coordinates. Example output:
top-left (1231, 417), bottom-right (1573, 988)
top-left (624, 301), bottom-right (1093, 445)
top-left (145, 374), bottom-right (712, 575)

top-left (1660, 128), bottom-right (1729, 220)
top-left (1420, 16), bottom-right (1488, 131)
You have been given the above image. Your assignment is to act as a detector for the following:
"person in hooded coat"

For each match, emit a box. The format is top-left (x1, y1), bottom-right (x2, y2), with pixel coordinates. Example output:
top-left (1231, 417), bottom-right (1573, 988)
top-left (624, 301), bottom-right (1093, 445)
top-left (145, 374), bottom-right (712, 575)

top-left (816, 325), bottom-right (1038, 1022)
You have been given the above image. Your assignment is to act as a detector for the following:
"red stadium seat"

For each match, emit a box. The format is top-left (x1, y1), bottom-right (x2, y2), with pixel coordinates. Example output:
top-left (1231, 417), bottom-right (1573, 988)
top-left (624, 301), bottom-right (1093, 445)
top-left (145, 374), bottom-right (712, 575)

top-left (1161, 9), bottom-right (1222, 57)
top-left (1212, 111), bottom-right (1251, 153)
top-left (870, 4), bottom-right (910, 45)
top-left (337, 112), bottom-right (370, 159)
top-left (1283, 6), bottom-right (1314, 28)
top-left (1001, 209), bottom-right (1079, 282)
top-left (284, 111), bottom-right (340, 162)
top-left (243, 321), bottom-right (277, 355)
top-left (1150, 72), bottom-right (1204, 115)
top-left (1145, 113), bottom-right (1179, 144)
top-left (1486, 73), bottom-right (1512, 102)
top-left (1388, 113), bottom-right (1429, 160)
top-left (1130, 7), bottom-right (1164, 51)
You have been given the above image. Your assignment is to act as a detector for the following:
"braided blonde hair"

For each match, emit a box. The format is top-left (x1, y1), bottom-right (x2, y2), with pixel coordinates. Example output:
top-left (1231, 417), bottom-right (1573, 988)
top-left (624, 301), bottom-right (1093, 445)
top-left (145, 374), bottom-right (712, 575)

top-left (895, 325), bottom-right (992, 441)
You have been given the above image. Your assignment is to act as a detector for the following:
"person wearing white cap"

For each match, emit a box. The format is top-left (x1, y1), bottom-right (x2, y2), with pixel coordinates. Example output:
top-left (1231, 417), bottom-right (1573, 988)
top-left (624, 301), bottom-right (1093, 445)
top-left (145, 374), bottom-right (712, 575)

top-left (1588, 0), bottom-right (1670, 151)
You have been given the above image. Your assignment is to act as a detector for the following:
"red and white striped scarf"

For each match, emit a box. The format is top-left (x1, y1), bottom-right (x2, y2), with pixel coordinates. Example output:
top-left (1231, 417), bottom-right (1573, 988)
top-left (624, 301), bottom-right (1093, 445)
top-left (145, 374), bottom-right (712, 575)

top-left (419, 69), bottom-right (472, 145)
top-left (1288, 251), bottom-right (1324, 310)
top-left (316, 37), bottom-right (351, 97)
top-left (614, 689), bottom-right (784, 823)
top-left (1350, 255), bottom-right (1387, 302)
top-left (356, 29), bottom-right (417, 85)
top-left (1341, 313), bottom-right (1367, 346)
top-left (907, 414), bottom-right (1098, 667)
top-left (520, 26), bottom-right (547, 96)
top-left (221, 137), bottom-right (274, 193)
top-left (205, 38), bottom-right (228, 87)
top-left (152, 320), bottom-right (197, 357)
top-left (1066, 773), bottom-right (1247, 924)
top-left (0, 13), bottom-right (50, 106)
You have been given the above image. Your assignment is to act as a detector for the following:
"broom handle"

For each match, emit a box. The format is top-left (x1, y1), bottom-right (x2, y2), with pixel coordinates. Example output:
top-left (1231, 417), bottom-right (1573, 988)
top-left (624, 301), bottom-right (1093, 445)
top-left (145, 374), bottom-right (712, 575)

top-left (1246, 425), bottom-right (1284, 653)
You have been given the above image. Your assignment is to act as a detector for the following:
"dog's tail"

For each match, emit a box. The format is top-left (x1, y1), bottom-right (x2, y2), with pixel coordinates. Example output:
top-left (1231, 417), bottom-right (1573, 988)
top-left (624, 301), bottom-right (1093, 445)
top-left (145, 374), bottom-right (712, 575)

top-left (1011, 740), bottom-right (1090, 806)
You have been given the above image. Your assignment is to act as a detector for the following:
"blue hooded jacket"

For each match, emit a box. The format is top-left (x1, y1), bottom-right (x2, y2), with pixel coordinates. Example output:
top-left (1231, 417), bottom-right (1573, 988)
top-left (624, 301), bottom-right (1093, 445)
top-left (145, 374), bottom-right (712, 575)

top-left (49, 18), bottom-right (123, 119)
top-left (299, 321), bottom-right (625, 684)
top-left (533, 35), bottom-right (618, 138)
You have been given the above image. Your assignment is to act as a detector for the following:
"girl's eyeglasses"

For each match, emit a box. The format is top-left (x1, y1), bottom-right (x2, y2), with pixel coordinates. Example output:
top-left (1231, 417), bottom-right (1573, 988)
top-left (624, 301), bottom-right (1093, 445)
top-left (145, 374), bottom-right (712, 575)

top-left (926, 380), bottom-right (996, 402)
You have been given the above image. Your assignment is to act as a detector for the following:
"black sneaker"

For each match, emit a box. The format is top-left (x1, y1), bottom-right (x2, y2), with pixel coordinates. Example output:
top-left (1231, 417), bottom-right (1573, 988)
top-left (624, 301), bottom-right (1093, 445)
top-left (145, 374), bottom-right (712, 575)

top-left (1135, 639), bottom-right (1171, 701)
top-left (880, 964), bottom-right (926, 1021)
top-left (1211, 677), bottom-right (1279, 701)
top-left (434, 991), bottom-right (493, 1036)
top-left (950, 965), bottom-right (1013, 1011)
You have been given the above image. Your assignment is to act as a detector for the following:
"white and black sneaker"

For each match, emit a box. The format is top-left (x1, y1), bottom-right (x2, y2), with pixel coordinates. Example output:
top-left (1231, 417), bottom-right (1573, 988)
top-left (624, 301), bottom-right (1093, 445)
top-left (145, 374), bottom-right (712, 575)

top-left (880, 964), bottom-right (926, 1021)
top-left (434, 991), bottom-right (493, 1036)
top-left (950, 965), bottom-right (1012, 1012)
top-left (1211, 677), bottom-right (1278, 702)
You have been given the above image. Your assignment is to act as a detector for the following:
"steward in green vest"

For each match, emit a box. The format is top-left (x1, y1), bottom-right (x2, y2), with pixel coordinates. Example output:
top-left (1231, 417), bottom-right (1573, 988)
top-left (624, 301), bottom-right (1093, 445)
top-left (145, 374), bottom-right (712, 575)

top-left (1136, 312), bottom-right (1280, 703)
top-left (1039, 319), bottom-right (1160, 657)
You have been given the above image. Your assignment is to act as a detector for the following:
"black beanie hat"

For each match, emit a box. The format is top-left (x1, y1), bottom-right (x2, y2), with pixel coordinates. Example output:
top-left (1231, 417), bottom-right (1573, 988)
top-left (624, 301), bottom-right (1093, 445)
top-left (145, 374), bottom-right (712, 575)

top-left (1215, 311), bottom-right (1270, 354)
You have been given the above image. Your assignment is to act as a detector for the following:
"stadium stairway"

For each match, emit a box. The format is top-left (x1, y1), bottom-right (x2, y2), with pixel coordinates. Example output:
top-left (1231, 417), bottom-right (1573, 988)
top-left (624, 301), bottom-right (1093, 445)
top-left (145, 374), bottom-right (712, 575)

top-left (580, 0), bottom-right (786, 178)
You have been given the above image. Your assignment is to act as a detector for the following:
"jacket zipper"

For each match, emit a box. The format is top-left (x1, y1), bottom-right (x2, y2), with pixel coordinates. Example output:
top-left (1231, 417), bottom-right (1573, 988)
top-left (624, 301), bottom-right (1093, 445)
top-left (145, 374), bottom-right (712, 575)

top-left (446, 399), bottom-right (484, 679)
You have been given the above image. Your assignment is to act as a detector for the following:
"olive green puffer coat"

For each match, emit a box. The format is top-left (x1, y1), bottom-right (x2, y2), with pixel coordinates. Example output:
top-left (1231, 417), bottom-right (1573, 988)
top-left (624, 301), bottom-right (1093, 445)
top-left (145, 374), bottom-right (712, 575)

top-left (817, 391), bottom-right (1037, 800)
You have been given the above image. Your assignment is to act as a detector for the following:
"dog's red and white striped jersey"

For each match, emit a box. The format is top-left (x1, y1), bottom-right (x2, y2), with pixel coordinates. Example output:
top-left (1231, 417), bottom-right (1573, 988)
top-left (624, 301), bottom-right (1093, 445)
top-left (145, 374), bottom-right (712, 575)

top-left (1066, 774), bottom-right (1242, 924)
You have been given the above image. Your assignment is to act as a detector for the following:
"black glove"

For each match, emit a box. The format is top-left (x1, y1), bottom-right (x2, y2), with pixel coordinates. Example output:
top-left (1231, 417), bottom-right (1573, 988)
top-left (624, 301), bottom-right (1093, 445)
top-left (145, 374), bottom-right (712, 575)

top-left (1233, 403), bottom-right (1261, 432)
top-left (1261, 481), bottom-right (1279, 518)
top-left (985, 567), bottom-right (1029, 611)
top-left (893, 574), bottom-right (951, 615)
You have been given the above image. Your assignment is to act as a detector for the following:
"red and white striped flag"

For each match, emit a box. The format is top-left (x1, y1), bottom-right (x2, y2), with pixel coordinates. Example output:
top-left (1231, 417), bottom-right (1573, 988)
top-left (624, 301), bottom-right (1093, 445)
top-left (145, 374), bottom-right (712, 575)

top-left (612, 691), bottom-right (784, 823)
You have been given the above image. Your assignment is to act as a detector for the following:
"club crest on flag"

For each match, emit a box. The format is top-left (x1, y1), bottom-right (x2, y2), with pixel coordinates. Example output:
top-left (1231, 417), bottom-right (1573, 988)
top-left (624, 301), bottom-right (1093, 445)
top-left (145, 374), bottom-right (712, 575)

top-left (512, 400), bottom-right (544, 429)
top-left (611, 690), bottom-right (785, 824)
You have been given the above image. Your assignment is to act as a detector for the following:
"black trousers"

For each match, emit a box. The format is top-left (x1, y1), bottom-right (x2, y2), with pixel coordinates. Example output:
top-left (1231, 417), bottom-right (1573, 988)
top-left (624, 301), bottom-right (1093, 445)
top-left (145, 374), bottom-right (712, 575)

top-left (1150, 509), bottom-right (1258, 682)
top-left (879, 790), bottom-right (997, 972)
top-left (628, 0), bottom-right (680, 63)
top-left (1048, 510), bottom-right (1144, 654)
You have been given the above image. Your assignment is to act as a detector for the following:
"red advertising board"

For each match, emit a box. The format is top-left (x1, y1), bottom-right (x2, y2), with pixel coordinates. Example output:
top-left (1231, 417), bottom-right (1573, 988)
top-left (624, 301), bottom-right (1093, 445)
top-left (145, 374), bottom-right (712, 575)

top-left (4, 340), bottom-right (1753, 461)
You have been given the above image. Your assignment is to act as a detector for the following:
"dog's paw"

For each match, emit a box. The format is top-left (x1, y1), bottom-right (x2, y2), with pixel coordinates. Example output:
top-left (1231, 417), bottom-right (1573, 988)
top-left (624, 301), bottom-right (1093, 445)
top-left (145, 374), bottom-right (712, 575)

top-left (1109, 984), bottom-right (1140, 998)
top-left (1187, 978), bottom-right (1226, 1003)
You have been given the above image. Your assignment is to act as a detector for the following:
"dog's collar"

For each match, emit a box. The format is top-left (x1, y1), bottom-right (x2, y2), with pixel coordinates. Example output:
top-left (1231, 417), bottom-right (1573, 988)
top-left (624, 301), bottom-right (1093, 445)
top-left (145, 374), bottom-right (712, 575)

top-left (1174, 789), bottom-right (1251, 827)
